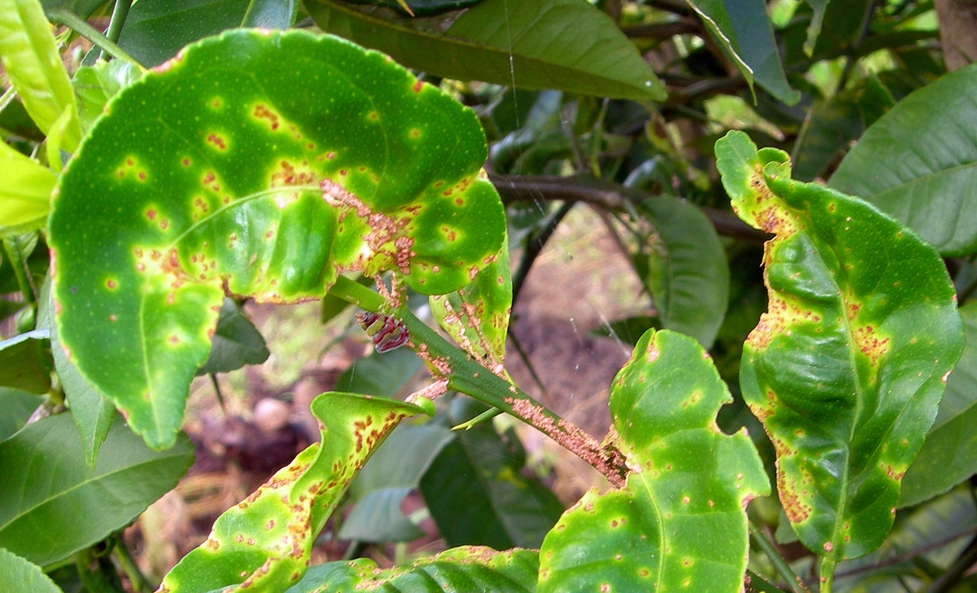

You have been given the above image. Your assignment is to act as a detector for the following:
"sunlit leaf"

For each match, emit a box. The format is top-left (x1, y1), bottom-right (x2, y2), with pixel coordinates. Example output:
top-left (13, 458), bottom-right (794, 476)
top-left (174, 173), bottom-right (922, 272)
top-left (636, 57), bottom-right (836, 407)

top-left (0, 413), bottom-right (193, 566)
top-left (0, 141), bottom-right (55, 237)
top-left (307, 0), bottom-right (666, 102)
top-left (72, 58), bottom-right (141, 132)
top-left (538, 329), bottom-right (769, 592)
top-left (159, 392), bottom-right (423, 593)
top-left (286, 546), bottom-right (539, 592)
top-left (717, 130), bottom-right (964, 560)
top-left (684, 0), bottom-right (799, 105)
top-left (50, 29), bottom-right (505, 449)
top-left (829, 62), bottom-right (977, 256)
top-left (0, 0), bottom-right (82, 150)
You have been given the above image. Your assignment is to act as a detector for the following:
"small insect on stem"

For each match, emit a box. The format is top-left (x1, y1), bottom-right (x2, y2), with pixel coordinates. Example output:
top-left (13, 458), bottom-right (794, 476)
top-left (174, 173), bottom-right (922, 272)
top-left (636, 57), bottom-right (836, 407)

top-left (356, 311), bottom-right (410, 353)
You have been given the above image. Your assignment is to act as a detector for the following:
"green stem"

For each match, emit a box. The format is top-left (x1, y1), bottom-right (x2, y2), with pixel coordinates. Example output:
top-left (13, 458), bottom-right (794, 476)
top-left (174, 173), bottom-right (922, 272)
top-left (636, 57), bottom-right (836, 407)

top-left (113, 538), bottom-right (154, 593)
top-left (105, 0), bottom-right (132, 44)
top-left (48, 8), bottom-right (145, 71)
top-left (746, 569), bottom-right (791, 593)
top-left (750, 522), bottom-right (812, 593)
top-left (820, 557), bottom-right (837, 593)
top-left (2, 238), bottom-right (38, 307)
top-left (75, 548), bottom-right (123, 593)
top-left (326, 276), bottom-right (630, 487)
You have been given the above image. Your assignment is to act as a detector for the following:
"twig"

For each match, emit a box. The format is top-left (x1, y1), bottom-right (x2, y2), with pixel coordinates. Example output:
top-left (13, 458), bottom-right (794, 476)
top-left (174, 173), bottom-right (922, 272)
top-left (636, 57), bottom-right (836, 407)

top-left (750, 522), bottom-right (813, 593)
top-left (490, 174), bottom-right (770, 244)
top-left (48, 8), bottom-right (145, 71)
top-left (114, 537), bottom-right (154, 593)
top-left (512, 201), bottom-right (575, 303)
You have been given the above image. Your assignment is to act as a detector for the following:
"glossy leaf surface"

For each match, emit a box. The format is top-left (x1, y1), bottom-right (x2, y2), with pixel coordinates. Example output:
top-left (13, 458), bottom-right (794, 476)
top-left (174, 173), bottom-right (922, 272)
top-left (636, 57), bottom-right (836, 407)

top-left (0, 548), bottom-right (62, 593)
top-left (420, 398), bottom-right (565, 550)
top-left (118, 0), bottom-right (297, 66)
top-left (0, 0), bottom-right (82, 150)
top-left (340, 422), bottom-right (453, 542)
top-left (538, 329), bottom-right (769, 592)
top-left (307, 0), bottom-right (666, 101)
top-left (901, 301), bottom-right (977, 507)
top-left (0, 329), bottom-right (52, 394)
top-left (160, 392), bottom-right (422, 592)
top-left (829, 62), bottom-right (977, 256)
top-left (50, 29), bottom-right (505, 449)
top-left (717, 130), bottom-right (964, 560)
top-left (634, 197), bottom-right (729, 349)
top-left (685, 0), bottom-right (799, 105)
top-left (0, 413), bottom-right (193, 566)
top-left (0, 141), bottom-right (56, 237)
top-left (430, 237), bottom-right (511, 367)
top-left (286, 546), bottom-right (538, 592)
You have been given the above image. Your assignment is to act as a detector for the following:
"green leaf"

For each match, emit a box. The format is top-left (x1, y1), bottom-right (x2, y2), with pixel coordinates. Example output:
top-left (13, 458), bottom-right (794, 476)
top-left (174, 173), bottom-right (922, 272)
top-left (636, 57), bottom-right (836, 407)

top-left (0, 548), bottom-right (62, 593)
top-left (0, 329), bottom-right (52, 394)
top-left (118, 0), bottom-right (297, 67)
top-left (632, 197), bottom-right (729, 349)
top-left (419, 397), bottom-right (565, 550)
top-left (0, 387), bottom-right (43, 441)
top-left (285, 546), bottom-right (539, 592)
top-left (0, 412), bottom-right (193, 566)
top-left (538, 329), bottom-right (768, 592)
top-left (0, 140), bottom-right (56, 237)
top-left (802, 0), bottom-right (831, 56)
top-left (195, 298), bottom-right (269, 376)
top-left (900, 301), bottom-right (977, 507)
top-left (430, 236), bottom-right (511, 366)
top-left (51, 308), bottom-right (116, 468)
top-left (72, 58), bottom-right (140, 132)
top-left (716, 130), bottom-right (964, 560)
top-left (0, 0), bottom-right (82, 150)
top-left (829, 62), bottom-right (977, 256)
top-left (343, 0), bottom-right (483, 16)
top-left (307, 0), bottom-right (666, 102)
top-left (684, 0), bottom-right (799, 105)
top-left (39, 0), bottom-right (108, 19)
top-left (335, 346), bottom-right (423, 398)
top-left (50, 29), bottom-right (505, 449)
top-left (340, 422), bottom-right (454, 542)
top-left (159, 392), bottom-right (422, 593)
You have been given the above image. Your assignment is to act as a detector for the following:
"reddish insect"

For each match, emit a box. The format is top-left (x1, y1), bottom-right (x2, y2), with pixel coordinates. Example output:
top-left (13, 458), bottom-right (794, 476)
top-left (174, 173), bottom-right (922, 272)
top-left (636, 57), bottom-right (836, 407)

top-left (356, 311), bottom-right (410, 353)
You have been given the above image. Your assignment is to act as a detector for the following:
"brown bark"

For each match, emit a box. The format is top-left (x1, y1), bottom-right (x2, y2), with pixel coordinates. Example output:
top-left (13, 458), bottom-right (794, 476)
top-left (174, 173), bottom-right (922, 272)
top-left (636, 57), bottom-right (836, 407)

top-left (935, 0), bottom-right (977, 71)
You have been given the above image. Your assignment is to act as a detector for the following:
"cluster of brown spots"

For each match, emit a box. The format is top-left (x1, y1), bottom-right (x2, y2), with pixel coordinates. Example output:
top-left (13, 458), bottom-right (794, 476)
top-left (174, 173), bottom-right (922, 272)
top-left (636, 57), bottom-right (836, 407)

top-left (880, 462), bottom-right (905, 480)
top-left (253, 104), bottom-right (280, 130)
top-left (847, 302), bottom-right (861, 321)
top-left (852, 324), bottom-right (890, 366)
top-left (269, 159), bottom-right (318, 196)
top-left (778, 470), bottom-right (812, 524)
top-left (205, 133), bottom-right (228, 151)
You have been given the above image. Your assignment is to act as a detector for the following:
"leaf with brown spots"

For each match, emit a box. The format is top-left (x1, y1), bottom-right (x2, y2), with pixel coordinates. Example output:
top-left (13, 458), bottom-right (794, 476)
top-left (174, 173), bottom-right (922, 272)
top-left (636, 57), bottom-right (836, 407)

top-left (159, 392), bottom-right (425, 593)
top-left (538, 329), bottom-right (769, 593)
top-left (48, 30), bottom-right (505, 449)
top-left (716, 130), bottom-right (964, 564)
top-left (285, 546), bottom-right (538, 592)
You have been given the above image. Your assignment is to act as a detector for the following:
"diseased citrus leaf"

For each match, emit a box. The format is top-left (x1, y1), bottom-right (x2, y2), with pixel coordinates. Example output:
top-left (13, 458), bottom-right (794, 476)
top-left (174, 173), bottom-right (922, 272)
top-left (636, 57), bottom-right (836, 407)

top-left (0, 548), bottom-right (62, 593)
top-left (195, 298), bottom-right (269, 376)
top-left (0, 329), bottom-right (52, 394)
top-left (340, 422), bottom-right (454, 542)
top-left (0, 0), bottom-right (82, 150)
top-left (632, 197), bottom-right (729, 349)
top-left (716, 130), bottom-right (964, 561)
top-left (49, 29), bottom-right (505, 449)
top-left (307, 0), bottom-right (666, 102)
top-left (0, 141), bottom-right (55, 238)
top-left (285, 546), bottom-right (539, 592)
top-left (430, 235), bottom-right (511, 367)
top-left (159, 392), bottom-right (423, 593)
top-left (829, 62), bottom-right (977, 256)
top-left (420, 397), bottom-right (565, 551)
top-left (0, 412), bottom-right (193, 566)
top-left (118, 0), bottom-right (297, 67)
top-left (538, 329), bottom-right (769, 593)
top-left (684, 0), bottom-right (799, 105)
top-left (901, 301), bottom-right (977, 507)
